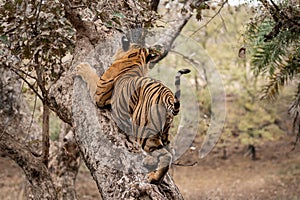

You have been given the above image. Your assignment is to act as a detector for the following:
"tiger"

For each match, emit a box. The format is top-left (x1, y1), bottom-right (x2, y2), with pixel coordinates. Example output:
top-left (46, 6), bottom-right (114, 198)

top-left (76, 38), bottom-right (190, 184)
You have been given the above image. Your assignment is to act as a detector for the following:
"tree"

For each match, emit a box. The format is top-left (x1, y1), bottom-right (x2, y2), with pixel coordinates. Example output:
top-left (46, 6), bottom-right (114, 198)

top-left (245, 0), bottom-right (300, 144)
top-left (0, 0), bottom-right (221, 199)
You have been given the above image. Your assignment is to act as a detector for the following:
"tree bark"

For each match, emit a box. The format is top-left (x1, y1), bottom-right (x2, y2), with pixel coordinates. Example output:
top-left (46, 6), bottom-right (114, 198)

top-left (73, 76), bottom-right (183, 199)
top-left (0, 129), bottom-right (57, 200)
top-left (0, 66), bottom-right (55, 198)
top-left (42, 103), bottom-right (50, 166)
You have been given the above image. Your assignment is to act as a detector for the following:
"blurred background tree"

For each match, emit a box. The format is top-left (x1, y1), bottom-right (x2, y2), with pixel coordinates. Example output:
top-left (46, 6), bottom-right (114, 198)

top-left (245, 0), bottom-right (300, 144)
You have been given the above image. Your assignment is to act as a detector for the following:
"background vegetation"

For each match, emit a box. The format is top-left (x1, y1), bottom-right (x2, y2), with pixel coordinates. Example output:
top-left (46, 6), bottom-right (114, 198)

top-left (1, 0), bottom-right (299, 199)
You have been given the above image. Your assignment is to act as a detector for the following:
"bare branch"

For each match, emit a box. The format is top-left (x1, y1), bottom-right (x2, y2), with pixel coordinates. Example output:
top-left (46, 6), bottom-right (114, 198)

top-left (170, 49), bottom-right (208, 85)
top-left (259, 0), bottom-right (300, 41)
top-left (61, 0), bottom-right (100, 45)
top-left (172, 161), bottom-right (198, 167)
top-left (9, 67), bottom-right (44, 101)
top-left (259, 0), bottom-right (280, 22)
top-left (11, 66), bottom-right (37, 80)
top-left (154, 0), bottom-right (197, 62)
top-left (170, 50), bottom-right (200, 66)
top-left (189, 0), bottom-right (228, 37)
top-left (151, 0), bottom-right (160, 11)
top-left (26, 94), bottom-right (38, 141)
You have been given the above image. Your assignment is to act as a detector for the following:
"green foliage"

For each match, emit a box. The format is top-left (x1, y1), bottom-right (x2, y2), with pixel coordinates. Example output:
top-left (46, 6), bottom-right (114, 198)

top-left (0, 0), bottom-right (75, 87)
top-left (245, 0), bottom-right (300, 100)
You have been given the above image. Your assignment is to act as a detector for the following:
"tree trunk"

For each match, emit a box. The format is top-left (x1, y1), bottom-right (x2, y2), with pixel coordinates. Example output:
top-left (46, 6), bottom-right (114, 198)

top-left (1, 1), bottom-right (194, 198)
top-left (1, 0), bottom-right (222, 198)
top-left (0, 67), bottom-right (56, 199)
top-left (70, 23), bottom-right (194, 200)
top-left (42, 103), bottom-right (50, 166)
top-left (0, 65), bottom-right (80, 199)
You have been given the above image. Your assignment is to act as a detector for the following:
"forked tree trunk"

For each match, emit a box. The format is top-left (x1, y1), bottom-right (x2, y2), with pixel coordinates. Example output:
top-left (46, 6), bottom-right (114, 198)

top-left (64, 0), bottom-right (196, 198)
top-left (0, 67), bottom-right (57, 199)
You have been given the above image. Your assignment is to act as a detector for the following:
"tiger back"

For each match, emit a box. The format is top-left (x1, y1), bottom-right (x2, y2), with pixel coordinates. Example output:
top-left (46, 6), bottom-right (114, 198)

top-left (94, 44), bottom-right (159, 107)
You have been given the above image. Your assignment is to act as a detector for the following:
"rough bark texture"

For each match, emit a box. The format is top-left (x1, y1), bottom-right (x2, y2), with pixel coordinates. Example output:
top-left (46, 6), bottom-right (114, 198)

top-left (1, 0), bottom-right (197, 198)
top-left (0, 130), bottom-right (58, 200)
top-left (73, 75), bottom-right (183, 199)
top-left (69, 11), bottom-right (195, 200)
top-left (0, 68), bottom-right (43, 153)
top-left (42, 104), bottom-right (50, 166)
top-left (0, 66), bottom-right (80, 199)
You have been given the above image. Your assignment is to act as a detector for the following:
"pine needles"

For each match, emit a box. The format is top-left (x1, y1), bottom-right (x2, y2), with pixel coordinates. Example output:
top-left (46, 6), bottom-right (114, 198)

top-left (246, 1), bottom-right (300, 100)
top-left (246, 0), bottom-right (300, 146)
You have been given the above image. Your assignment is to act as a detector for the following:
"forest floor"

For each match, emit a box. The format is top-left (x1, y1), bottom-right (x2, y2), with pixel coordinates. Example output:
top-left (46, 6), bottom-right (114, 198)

top-left (0, 135), bottom-right (299, 200)
top-left (174, 135), bottom-right (300, 200)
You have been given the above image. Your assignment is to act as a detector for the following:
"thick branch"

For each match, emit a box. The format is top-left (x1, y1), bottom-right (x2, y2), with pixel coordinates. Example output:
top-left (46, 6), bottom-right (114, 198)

top-left (259, 0), bottom-right (280, 22)
top-left (73, 76), bottom-right (184, 199)
top-left (1, 51), bottom-right (78, 200)
top-left (63, 1), bottom-right (197, 199)
top-left (9, 67), bottom-right (43, 102)
top-left (259, 0), bottom-right (300, 41)
top-left (0, 129), bottom-right (57, 199)
top-left (34, 54), bottom-right (48, 99)
top-left (49, 125), bottom-right (81, 200)
top-left (62, 0), bottom-right (100, 45)
top-left (155, 0), bottom-right (210, 62)
top-left (189, 0), bottom-right (228, 37)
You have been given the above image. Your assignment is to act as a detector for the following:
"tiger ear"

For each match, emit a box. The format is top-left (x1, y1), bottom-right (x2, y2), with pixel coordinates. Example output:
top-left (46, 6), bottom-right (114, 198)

top-left (146, 53), bottom-right (160, 64)
top-left (121, 36), bottom-right (130, 51)
top-left (145, 45), bottom-right (163, 64)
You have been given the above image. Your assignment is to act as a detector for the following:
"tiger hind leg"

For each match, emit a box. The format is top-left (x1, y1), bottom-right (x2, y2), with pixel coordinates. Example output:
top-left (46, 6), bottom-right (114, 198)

top-left (76, 63), bottom-right (99, 104)
top-left (145, 148), bottom-right (172, 184)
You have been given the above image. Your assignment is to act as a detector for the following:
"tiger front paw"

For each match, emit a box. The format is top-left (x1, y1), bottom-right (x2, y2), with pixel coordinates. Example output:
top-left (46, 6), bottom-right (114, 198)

top-left (76, 63), bottom-right (99, 102)
top-left (76, 63), bottom-right (96, 81)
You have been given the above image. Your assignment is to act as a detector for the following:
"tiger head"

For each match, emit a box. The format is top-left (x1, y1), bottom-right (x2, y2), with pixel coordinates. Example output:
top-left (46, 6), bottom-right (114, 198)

top-left (113, 36), bottom-right (164, 69)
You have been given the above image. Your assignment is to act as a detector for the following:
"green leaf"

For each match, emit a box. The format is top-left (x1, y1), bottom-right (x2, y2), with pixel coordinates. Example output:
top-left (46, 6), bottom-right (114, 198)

top-left (113, 12), bottom-right (125, 19)
top-left (105, 21), bottom-right (113, 28)
top-left (0, 35), bottom-right (9, 45)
